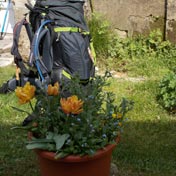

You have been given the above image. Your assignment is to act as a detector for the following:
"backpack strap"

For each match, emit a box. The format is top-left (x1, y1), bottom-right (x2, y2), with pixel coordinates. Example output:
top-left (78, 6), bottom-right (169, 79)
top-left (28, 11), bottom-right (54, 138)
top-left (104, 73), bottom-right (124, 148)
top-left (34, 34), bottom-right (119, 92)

top-left (11, 17), bottom-right (33, 76)
top-left (29, 20), bottom-right (53, 83)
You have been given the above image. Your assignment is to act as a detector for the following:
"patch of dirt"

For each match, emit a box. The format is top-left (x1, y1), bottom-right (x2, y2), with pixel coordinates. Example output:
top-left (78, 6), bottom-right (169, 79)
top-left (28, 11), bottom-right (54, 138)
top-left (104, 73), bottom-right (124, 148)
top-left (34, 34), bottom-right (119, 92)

top-left (97, 69), bottom-right (146, 82)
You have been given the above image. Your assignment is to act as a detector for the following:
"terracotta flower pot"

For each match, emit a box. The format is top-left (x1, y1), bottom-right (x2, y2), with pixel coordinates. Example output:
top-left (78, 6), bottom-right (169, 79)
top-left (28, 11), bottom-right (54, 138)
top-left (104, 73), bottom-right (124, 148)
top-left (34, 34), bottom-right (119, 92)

top-left (35, 137), bottom-right (120, 176)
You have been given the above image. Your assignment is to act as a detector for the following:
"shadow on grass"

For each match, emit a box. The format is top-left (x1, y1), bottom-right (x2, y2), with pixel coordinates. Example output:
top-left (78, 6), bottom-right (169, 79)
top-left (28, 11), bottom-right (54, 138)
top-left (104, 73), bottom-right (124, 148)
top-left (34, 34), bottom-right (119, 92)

top-left (1, 119), bottom-right (176, 176)
top-left (112, 120), bottom-right (176, 176)
top-left (0, 123), bottom-right (39, 176)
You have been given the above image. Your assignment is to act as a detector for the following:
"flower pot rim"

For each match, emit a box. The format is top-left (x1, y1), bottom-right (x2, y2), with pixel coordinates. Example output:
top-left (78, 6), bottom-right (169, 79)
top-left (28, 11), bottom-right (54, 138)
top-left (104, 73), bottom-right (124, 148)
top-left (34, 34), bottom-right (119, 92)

top-left (35, 136), bottom-right (120, 163)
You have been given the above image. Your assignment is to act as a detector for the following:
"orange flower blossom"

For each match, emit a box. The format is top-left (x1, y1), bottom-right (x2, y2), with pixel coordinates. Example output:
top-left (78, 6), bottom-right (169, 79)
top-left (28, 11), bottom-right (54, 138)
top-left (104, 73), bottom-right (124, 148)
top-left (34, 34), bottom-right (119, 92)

top-left (47, 82), bottom-right (59, 96)
top-left (60, 95), bottom-right (84, 115)
top-left (15, 82), bottom-right (36, 104)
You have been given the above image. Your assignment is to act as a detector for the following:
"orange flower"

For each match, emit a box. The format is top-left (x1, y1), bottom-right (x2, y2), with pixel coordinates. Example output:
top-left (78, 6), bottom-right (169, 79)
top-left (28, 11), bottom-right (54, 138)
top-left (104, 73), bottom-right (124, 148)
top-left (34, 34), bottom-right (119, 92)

top-left (47, 82), bottom-right (59, 96)
top-left (15, 82), bottom-right (36, 104)
top-left (60, 95), bottom-right (84, 115)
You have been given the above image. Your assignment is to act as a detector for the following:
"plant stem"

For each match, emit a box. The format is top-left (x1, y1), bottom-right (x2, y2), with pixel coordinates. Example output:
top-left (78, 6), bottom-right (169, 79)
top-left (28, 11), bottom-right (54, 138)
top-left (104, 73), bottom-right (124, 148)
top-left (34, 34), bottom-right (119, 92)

top-left (29, 101), bottom-right (34, 112)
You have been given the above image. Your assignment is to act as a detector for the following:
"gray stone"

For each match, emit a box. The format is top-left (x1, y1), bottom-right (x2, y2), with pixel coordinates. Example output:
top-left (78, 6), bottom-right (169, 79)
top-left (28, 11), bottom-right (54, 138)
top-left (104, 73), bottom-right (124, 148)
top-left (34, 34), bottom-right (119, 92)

top-left (0, 53), bottom-right (14, 67)
top-left (110, 162), bottom-right (119, 176)
top-left (91, 0), bottom-right (176, 42)
top-left (0, 33), bottom-right (13, 54)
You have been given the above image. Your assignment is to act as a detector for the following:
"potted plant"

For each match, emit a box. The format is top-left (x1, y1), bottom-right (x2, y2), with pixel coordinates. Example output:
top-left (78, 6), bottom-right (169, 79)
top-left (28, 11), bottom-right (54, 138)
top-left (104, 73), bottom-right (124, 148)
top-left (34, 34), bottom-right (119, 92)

top-left (13, 72), bottom-right (133, 176)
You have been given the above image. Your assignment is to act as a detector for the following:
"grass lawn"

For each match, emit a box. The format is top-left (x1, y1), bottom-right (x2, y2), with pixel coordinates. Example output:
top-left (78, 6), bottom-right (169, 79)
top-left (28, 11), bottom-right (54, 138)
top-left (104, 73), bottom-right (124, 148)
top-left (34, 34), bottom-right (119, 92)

top-left (0, 64), bottom-right (176, 176)
top-left (110, 79), bottom-right (176, 176)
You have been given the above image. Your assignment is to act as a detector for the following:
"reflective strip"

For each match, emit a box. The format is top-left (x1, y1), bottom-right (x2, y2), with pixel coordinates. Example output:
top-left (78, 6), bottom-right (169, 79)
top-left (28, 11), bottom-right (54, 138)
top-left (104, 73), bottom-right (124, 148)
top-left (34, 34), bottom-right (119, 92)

top-left (54, 27), bottom-right (90, 35)
top-left (90, 40), bottom-right (96, 65)
top-left (62, 70), bottom-right (72, 79)
top-left (82, 31), bottom-right (90, 35)
top-left (54, 27), bottom-right (78, 33)
top-left (41, 13), bottom-right (46, 16)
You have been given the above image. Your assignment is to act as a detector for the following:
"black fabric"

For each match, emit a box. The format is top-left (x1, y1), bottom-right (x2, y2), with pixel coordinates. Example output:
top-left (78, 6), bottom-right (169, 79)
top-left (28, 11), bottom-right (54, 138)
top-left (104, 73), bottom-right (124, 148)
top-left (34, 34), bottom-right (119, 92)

top-left (35, 0), bottom-right (86, 25)
top-left (0, 76), bottom-right (42, 94)
top-left (0, 81), bottom-right (11, 94)
top-left (29, 0), bottom-right (87, 31)
top-left (1, 0), bottom-right (95, 95)
top-left (52, 28), bottom-right (94, 80)
top-left (29, 0), bottom-right (94, 82)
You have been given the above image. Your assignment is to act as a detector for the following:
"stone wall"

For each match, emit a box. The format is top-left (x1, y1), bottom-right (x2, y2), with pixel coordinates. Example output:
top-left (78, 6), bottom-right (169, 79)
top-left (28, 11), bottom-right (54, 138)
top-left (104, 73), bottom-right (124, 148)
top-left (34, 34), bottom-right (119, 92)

top-left (87, 0), bottom-right (176, 42)
top-left (167, 0), bottom-right (176, 42)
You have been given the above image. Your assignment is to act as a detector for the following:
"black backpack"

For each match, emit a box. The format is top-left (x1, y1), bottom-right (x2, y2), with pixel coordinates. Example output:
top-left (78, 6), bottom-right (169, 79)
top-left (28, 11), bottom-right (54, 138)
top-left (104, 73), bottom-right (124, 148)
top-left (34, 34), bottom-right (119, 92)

top-left (0, 0), bottom-right (96, 93)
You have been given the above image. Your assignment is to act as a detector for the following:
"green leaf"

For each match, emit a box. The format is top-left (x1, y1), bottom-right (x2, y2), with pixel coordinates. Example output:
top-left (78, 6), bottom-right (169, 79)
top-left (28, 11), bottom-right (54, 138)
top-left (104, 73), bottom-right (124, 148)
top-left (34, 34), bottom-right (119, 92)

top-left (53, 134), bottom-right (70, 150)
top-left (11, 126), bottom-right (31, 130)
top-left (11, 106), bottom-right (31, 115)
top-left (27, 138), bottom-right (53, 144)
top-left (46, 132), bottom-right (54, 140)
top-left (55, 152), bottom-right (68, 159)
top-left (26, 143), bottom-right (55, 151)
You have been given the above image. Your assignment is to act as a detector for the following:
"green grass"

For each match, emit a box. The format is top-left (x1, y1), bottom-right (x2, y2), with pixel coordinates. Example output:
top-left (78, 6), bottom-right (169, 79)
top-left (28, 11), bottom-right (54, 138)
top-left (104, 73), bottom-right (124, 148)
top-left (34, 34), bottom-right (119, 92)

top-left (0, 65), bottom-right (38, 175)
top-left (0, 65), bottom-right (176, 176)
top-left (109, 79), bottom-right (176, 176)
